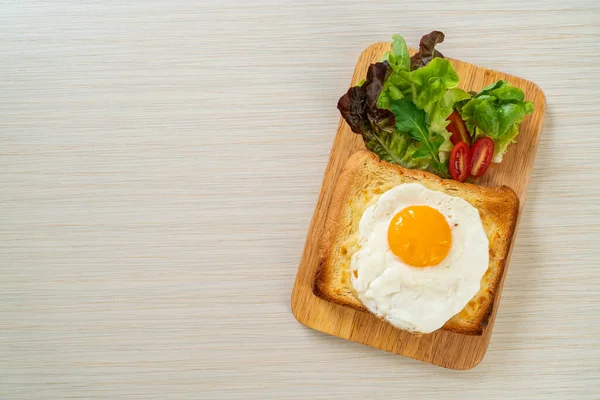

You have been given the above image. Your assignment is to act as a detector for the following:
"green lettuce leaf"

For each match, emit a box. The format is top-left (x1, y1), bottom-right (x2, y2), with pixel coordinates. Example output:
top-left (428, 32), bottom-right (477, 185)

top-left (410, 58), bottom-right (460, 105)
top-left (381, 34), bottom-right (410, 72)
top-left (409, 58), bottom-right (469, 156)
top-left (458, 80), bottom-right (534, 162)
top-left (378, 34), bottom-right (412, 109)
top-left (363, 129), bottom-right (429, 169)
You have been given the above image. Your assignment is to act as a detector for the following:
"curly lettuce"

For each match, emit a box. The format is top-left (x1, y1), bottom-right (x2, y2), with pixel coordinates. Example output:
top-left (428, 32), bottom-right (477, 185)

top-left (457, 80), bottom-right (534, 162)
top-left (410, 30), bottom-right (446, 70)
top-left (379, 34), bottom-right (469, 167)
top-left (337, 62), bottom-right (428, 169)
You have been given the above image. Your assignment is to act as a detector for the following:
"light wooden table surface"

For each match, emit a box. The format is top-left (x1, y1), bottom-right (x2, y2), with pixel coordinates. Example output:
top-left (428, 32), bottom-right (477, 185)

top-left (2, 1), bottom-right (599, 399)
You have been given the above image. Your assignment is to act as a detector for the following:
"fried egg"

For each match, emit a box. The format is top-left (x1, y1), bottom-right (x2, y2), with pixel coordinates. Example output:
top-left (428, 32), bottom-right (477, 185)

top-left (350, 183), bottom-right (489, 334)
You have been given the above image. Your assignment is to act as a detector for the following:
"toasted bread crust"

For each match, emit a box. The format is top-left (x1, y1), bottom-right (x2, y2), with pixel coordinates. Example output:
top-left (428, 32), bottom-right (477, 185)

top-left (313, 150), bottom-right (519, 335)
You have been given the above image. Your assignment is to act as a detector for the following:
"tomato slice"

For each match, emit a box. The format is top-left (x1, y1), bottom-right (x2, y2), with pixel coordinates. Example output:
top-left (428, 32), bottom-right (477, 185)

top-left (470, 137), bottom-right (494, 177)
top-left (449, 142), bottom-right (471, 182)
top-left (447, 111), bottom-right (471, 146)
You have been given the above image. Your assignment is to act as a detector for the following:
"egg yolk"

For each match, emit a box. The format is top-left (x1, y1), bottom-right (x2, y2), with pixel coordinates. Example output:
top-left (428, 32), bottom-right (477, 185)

top-left (387, 205), bottom-right (452, 267)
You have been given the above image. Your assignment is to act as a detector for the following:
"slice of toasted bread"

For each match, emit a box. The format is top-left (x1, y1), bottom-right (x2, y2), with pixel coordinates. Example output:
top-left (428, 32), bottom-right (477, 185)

top-left (313, 150), bottom-right (519, 335)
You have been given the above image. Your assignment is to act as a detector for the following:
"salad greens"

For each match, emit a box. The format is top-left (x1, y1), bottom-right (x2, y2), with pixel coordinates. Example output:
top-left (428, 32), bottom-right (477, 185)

top-left (391, 98), bottom-right (448, 176)
top-left (337, 62), bottom-right (429, 169)
top-left (337, 31), bottom-right (534, 180)
top-left (410, 31), bottom-right (446, 70)
top-left (354, 32), bottom-right (467, 177)
top-left (456, 80), bottom-right (534, 162)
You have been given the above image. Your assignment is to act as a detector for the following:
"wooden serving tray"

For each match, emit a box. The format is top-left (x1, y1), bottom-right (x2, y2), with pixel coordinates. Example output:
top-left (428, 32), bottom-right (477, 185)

top-left (291, 42), bottom-right (546, 370)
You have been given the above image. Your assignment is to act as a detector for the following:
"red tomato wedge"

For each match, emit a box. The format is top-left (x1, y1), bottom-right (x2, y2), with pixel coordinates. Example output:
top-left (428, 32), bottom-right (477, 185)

top-left (447, 111), bottom-right (471, 146)
top-left (470, 137), bottom-right (494, 177)
top-left (449, 142), bottom-right (471, 182)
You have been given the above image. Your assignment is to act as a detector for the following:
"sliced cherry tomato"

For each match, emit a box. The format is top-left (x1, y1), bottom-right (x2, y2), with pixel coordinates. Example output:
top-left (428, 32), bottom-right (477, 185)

top-left (449, 142), bottom-right (471, 182)
top-left (447, 111), bottom-right (471, 146)
top-left (470, 137), bottom-right (494, 177)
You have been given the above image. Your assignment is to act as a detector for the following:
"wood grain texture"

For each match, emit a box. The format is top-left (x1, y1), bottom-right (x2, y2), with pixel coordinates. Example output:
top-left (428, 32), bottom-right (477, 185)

top-left (1, 0), bottom-right (600, 398)
top-left (292, 43), bottom-right (546, 369)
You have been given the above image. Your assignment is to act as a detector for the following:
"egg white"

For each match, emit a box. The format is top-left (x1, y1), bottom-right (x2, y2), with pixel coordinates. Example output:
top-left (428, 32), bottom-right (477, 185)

top-left (350, 183), bottom-right (489, 334)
